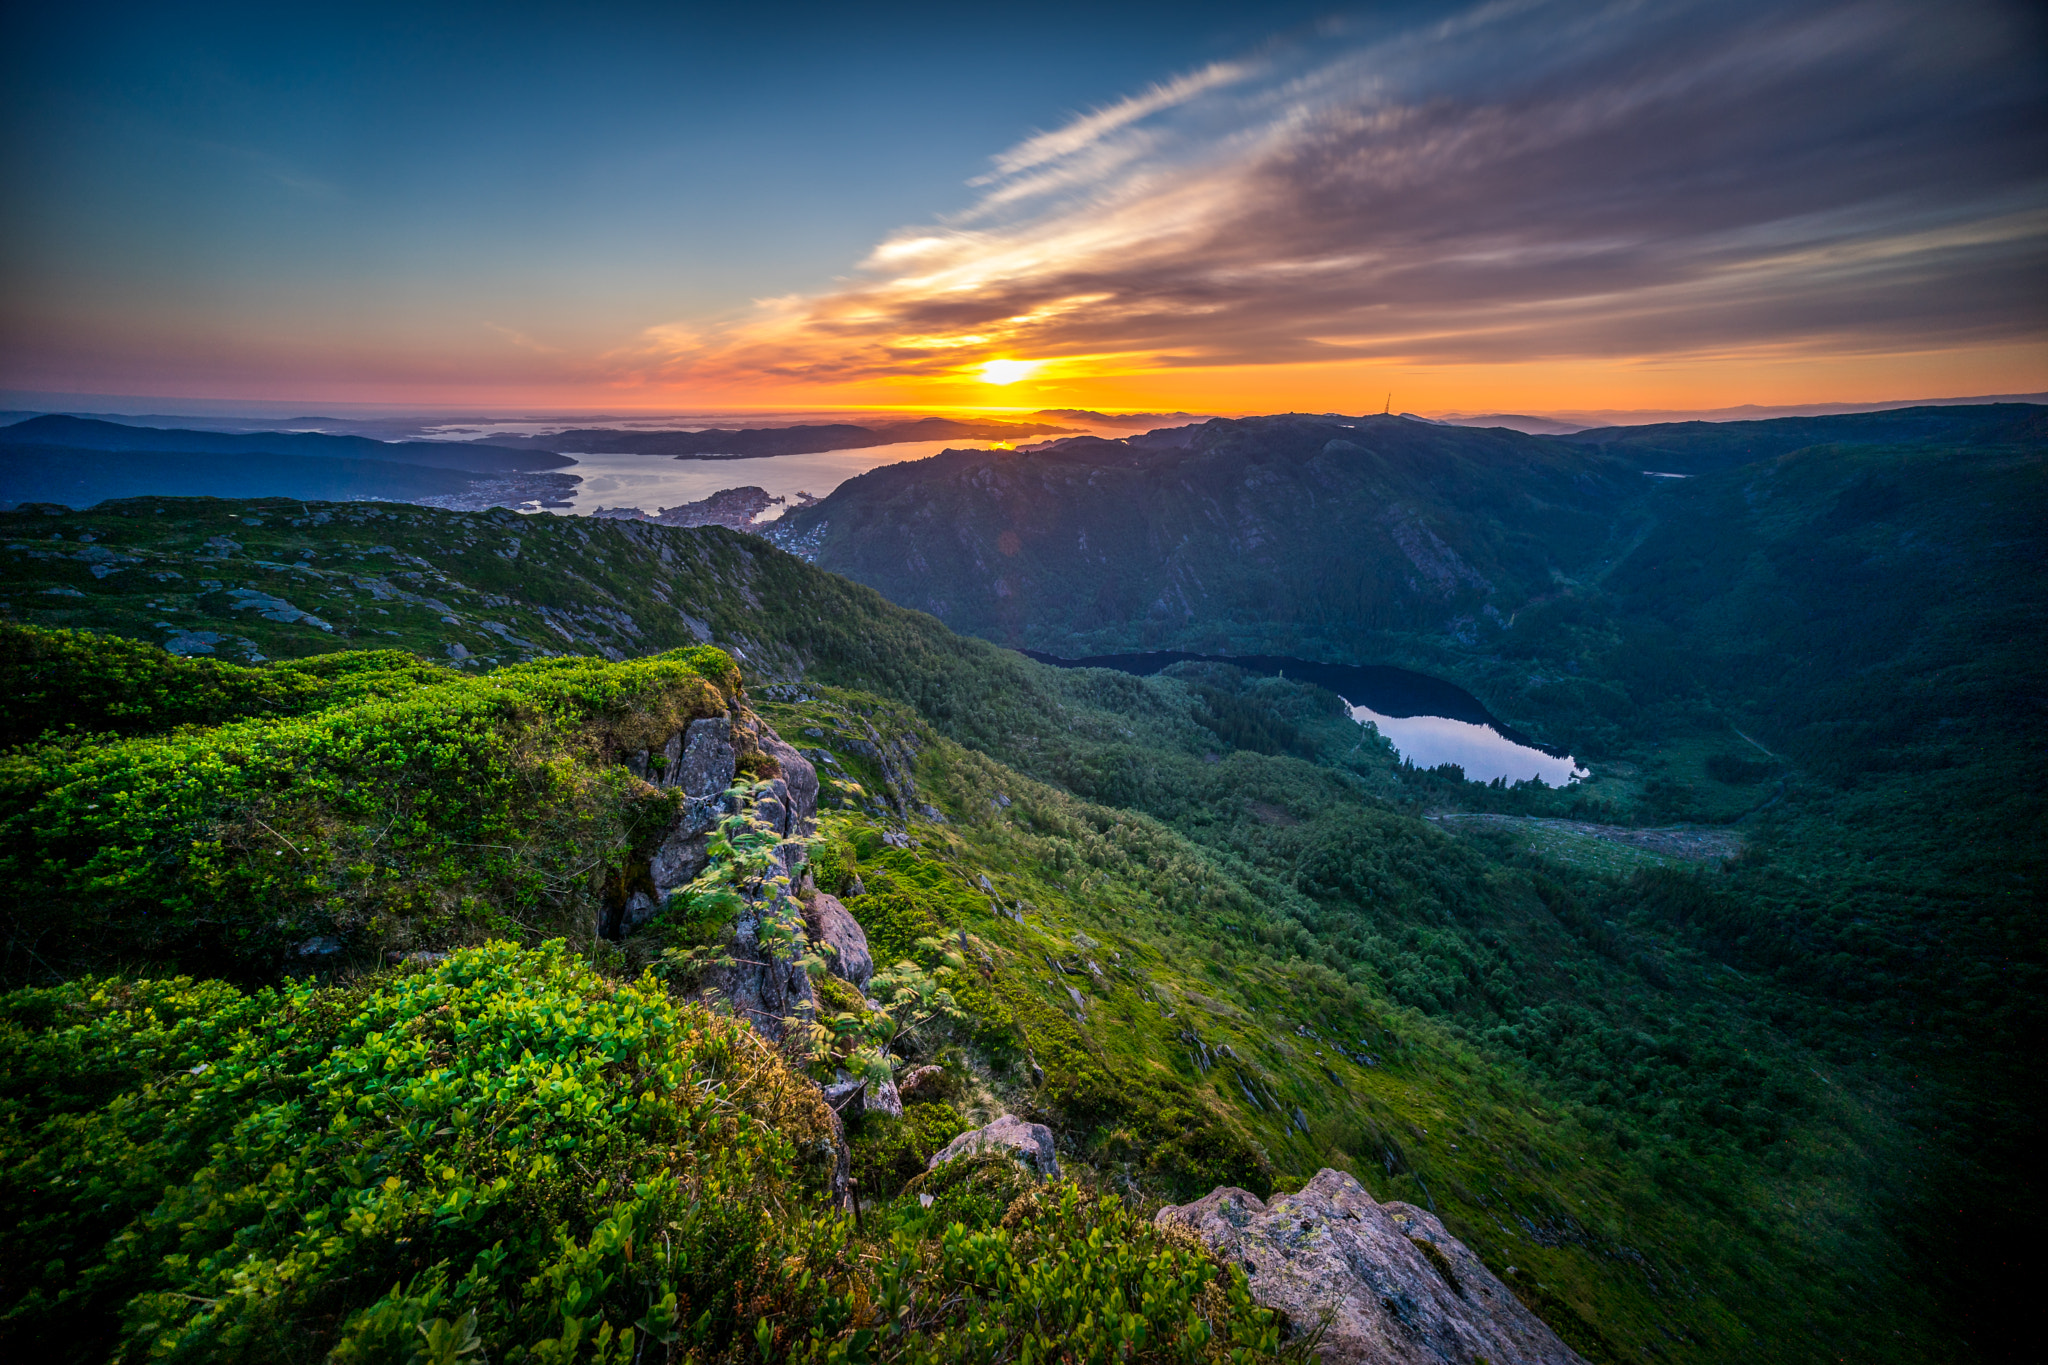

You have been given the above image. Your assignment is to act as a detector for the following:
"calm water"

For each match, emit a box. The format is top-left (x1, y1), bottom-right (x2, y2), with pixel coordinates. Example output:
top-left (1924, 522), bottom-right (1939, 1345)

top-left (1023, 649), bottom-right (1586, 787)
top-left (550, 440), bottom-right (966, 519)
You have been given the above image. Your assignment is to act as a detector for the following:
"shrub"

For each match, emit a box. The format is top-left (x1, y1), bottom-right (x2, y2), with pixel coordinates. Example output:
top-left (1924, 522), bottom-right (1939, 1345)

top-left (0, 942), bottom-right (1279, 1364)
top-left (0, 638), bottom-right (741, 976)
top-left (0, 940), bottom-right (833, 1363)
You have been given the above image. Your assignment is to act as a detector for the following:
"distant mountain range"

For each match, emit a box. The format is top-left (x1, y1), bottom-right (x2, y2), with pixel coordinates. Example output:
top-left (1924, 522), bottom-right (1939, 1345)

top-left (0, 415), bottom-right (568, 472)
top-left (476, 415), bottom-right (1081, 457)
top-left (0, 415), bottom-right (576, 510)
top-left (766, 402), bottom-right (2046, 700)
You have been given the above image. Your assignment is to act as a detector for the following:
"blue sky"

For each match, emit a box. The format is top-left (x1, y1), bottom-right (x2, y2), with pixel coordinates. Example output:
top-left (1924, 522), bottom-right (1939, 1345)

top-left (3, 1), bottom-right (2042, 413)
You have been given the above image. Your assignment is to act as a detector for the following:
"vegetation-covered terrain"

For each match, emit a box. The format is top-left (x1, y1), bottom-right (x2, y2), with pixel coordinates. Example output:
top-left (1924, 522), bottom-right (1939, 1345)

top-left (1, 414), bottom-right (2038, 1363)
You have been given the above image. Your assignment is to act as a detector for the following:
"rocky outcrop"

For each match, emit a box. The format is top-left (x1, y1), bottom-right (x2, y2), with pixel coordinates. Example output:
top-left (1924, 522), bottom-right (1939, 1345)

top-left (1157, 1170), bottom-right (1585, 1365)
top-left (928, 1114), bottom-right (1061, 1179)
top-left (691, 899), bottom-right (817, 1043)
top-left (760, 732), bottom-right (819, 825)
top-left (825, 1072), bottom-right (904, 1120)
top-left (807, 892), bottom-right (874, 988)
top-left (617, 713), bottom-right (824, 936)
top-left (672, 716), bottom-right (737, 797)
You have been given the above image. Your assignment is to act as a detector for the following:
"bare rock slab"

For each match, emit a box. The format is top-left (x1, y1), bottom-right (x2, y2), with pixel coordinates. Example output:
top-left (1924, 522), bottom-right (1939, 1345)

top-left (1158, 1169), bottom-right (1586, 1365)
top-left (928, 1114), bottom-right (1060, 1179)
top-left (808, 892), bottom-right (874, 988)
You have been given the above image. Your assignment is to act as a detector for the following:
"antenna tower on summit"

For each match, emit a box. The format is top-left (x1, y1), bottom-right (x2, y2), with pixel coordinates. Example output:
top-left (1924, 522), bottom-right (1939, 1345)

top-left (1383, 393), bottom-right (1391, 415)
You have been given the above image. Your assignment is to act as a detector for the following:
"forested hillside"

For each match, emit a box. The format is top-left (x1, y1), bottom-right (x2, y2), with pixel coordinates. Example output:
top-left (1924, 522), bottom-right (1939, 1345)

top-left (3, 483), bottom-right (2033, 1359)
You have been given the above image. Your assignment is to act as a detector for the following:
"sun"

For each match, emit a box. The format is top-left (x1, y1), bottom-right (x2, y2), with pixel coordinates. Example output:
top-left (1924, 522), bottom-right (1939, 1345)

top-left (977, 358), bottom-right (1042, 385)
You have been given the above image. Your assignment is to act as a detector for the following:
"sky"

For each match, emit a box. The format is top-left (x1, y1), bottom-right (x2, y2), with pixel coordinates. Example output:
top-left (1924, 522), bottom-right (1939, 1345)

top-left (2, 0), bottom-right (2043, 417)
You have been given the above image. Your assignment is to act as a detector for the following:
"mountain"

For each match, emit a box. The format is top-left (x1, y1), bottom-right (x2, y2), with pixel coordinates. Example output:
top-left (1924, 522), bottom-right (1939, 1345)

top-left (1032, 408), bottom-right (1214, 428)
top-left (480, 416), bottom-right (1080, 457)
top-left (0, 415), bottom-right (579, 510)
top-left (0, 414), bottom-right (571, 472)
top-left (1551, 401), bottom-right (2043, 474)
top-left (763, 403), bottom-right (2046, 1358)
top-left (1, 490), bottom-right (2029, 1361)
top-left (767, 412), bottom-right (1644, 655)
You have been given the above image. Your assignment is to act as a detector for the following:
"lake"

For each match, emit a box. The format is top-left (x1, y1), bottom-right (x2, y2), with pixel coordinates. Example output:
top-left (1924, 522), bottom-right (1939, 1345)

top-left (1021, 649), bottom-right (1587, 787)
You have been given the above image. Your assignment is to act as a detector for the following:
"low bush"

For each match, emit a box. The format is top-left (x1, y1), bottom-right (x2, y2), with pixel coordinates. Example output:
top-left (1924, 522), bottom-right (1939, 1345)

top-left (0, 941), bottom-right (1279, 1363)
top-left (0, 634), bottom-right (742, 977)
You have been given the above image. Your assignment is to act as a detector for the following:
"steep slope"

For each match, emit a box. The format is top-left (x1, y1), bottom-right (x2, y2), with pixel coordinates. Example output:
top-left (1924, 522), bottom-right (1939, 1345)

top-left (1, 496), bottom-right (1994, 1360)
top-left (1552, 402), bottom-right (2043, 474)
top-left (769, 413), bottom-right (1642, 653)
top-left (0, 626), bottom-right (1944, 1363)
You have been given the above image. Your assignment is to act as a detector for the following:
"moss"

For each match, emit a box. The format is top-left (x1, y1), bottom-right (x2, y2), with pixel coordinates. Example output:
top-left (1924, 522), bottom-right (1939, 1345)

top-left (900, 1150), bottom-right (1039, 1229)
top-left (814, 972), bottom-right (867, 1015)
top-left (849, 1101), bottom-right (972, 1196)
top-left (805, 828), bottom-right (860, 896)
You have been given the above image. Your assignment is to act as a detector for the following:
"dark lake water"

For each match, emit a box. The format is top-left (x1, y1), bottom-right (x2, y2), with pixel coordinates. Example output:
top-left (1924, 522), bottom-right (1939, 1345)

top-left (1021, 649), bottom-right (1586, 787)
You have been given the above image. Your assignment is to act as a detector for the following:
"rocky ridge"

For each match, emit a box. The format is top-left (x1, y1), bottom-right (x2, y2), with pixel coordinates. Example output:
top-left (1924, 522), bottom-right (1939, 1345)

top-left (1160, 1169), bottom-right (1586, 1365)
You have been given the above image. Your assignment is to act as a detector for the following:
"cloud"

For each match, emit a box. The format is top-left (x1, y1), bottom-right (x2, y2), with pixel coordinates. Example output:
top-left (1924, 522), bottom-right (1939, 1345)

top-left (975, 60), bottom-right (1252, 181)
top-left (631, 0), bottom-right (2048, 392)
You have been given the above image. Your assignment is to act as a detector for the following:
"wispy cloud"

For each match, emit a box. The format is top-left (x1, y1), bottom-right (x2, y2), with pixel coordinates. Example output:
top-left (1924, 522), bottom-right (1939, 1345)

top-left (976, 60), bottom-right (1253, 182)
top-left (625, 0), bottom-right (2047, 393)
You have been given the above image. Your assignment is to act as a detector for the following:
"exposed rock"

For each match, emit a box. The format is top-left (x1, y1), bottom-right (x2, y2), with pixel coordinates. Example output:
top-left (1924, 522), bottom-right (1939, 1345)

top-left (869, 1076), bottom-right (904, 1118)
top-left (295, 936), bottom-right (343, 958)
top-left (692, 901), bottom-right (817, 1044)
top-left (807, 892), bottom-right (873, 988)
top-left (1156, 1169), bottom-right (1585, 1365)
top-left (619, 889), bottom-right (660, 935)
top-left (756, 780), bottom-right (790, 837)
top-left (759, 732), bottom-right (819, 831)
top-left (928, 1114), bottom-right (1060, 1179)
top-left (672, 717), bottom-right (736, 798)
top-left (822, 1073), bottom-right (903, 1120)
top-left (650, 796), bottom-right (724, 892)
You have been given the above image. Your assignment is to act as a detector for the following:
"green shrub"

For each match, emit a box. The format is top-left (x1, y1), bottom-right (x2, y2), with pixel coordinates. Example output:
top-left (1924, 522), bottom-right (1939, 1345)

top-left (0, 638), bottom-right (741, 975)
top-left (0, 940), bottom-right (836, 1363)
top-left (850, 1103), bottom-right (972, 1196)
top-left (0, 942), bottom-right (1279, 1364)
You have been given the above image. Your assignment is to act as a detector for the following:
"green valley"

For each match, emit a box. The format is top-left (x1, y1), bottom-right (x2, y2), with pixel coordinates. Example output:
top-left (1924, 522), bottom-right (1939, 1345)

top-left (3, 442), bottom-right (2031, 1361)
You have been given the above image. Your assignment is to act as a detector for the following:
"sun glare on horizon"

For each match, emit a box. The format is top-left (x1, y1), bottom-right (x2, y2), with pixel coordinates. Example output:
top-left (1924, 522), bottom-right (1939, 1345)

top-left (977, 358), bottom-right (1042, 385)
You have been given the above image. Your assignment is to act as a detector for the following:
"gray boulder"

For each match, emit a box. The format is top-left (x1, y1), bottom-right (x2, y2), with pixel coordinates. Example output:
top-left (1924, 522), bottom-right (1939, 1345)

top-left (671, 717), bottom-right (736, 798)
top-left (1157, 1169), bottom-right (1585, 1365)
top-left (759, 731), bottom-right (819, 832)
top-left (823, 1072), bottom-right (904, 1121)
top-left (896, 1064), bottom-right (946, 1100)
top-left (691, 898), bottom-right (817, 1043)
top-left (928, 1114), bottom-right (1060, 1179)
top-left (808, 892), bottom-right (874, 988)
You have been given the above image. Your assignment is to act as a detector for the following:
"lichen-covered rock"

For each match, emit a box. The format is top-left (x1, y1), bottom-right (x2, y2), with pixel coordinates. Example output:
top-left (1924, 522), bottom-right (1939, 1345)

top-left (618, 889), bottom-right (660, 935)
top-left (692, 901), bottom-right (817, 1043)
top-left (808, 892), bottom-right (874, 988)
top-left (650, 800), bottom-right (720, 892)
top-left (822, 1072), bottom-right (904, 1120)
top-left (1157, 1169), bottom-right (1585, 1365)
top-left (760, 731), bottom-right (819, 831)
top-left (672, 716), bottom-right (736, 798)
top-left (928, 1114), bottom-right (1060, 1179)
